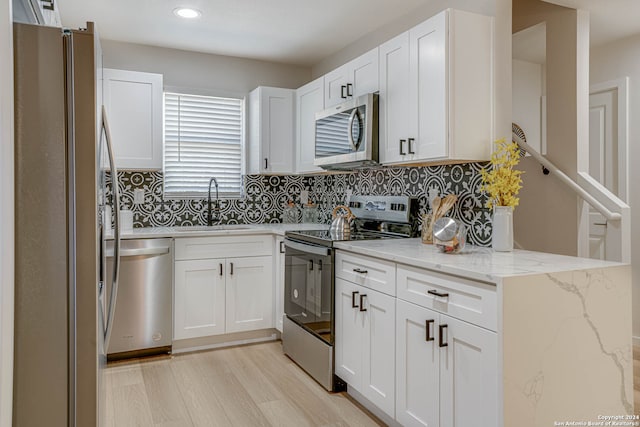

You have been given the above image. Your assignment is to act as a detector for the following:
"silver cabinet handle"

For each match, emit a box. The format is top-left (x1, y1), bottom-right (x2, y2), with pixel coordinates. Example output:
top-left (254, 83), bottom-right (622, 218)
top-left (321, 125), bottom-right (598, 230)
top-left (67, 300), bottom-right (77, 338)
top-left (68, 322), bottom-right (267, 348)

top-left (353, 268), bottom-right (368, 274)
top-left (346, 83), bottom-right (353, 97)
top-left (279, 241), bottom-right (285, 253)
top-left (284, 239), bottom-right (331, 256)
top-left (219, 263), bottom-right (223, 276)
top-left (106, 247), bottom-right (170, 258)
top-left (230, 262), bottom-right (234, 275)
top-left (101, 105), bottom-right (121, 350)
top-left (400, 139), bottom-right (406, 155)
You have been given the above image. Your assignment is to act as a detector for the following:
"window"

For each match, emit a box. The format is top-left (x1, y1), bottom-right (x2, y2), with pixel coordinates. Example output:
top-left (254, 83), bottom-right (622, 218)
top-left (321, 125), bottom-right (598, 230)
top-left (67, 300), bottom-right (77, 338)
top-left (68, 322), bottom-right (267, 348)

top-left (164, 92), bottom-right (244, 198)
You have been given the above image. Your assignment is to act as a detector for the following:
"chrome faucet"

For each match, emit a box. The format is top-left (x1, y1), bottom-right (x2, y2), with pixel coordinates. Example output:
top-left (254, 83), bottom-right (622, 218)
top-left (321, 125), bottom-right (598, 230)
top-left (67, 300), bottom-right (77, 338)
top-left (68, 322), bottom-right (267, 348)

top-left (207, 177), bottom-right (220, 226)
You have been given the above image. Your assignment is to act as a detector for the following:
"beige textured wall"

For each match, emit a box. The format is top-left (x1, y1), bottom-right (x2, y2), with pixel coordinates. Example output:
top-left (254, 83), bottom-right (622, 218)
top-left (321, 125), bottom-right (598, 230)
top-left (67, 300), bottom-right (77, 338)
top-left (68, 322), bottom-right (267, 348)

top-left (311, 0), bottom-right (512, 149)
top-left (101, 39), bottom-right (311, 96)
top-left (0, 0), bottom-right (14, 424)
top-left (512, 0), bottom-right (590, 256)
top-left (591, 33), bottom-right (640, 342)
top-left (311, 0), bottom-right (496, 78)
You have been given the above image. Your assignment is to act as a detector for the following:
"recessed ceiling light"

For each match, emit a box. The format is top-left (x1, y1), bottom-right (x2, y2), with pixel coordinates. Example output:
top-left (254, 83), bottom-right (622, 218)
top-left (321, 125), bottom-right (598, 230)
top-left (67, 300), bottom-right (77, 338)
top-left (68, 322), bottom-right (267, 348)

top-left (173, 7), bottom-right (201, 19)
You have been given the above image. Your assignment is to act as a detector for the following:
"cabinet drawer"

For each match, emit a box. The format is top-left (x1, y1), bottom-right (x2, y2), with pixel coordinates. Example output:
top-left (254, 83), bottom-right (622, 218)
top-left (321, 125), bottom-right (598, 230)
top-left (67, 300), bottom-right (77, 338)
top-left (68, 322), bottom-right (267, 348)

top-left (175, 235), bottom-right (273, 260)
top-left (397, 264), bottom-right (497, 331)
top-left (335, 251), bottom-right (396, 296)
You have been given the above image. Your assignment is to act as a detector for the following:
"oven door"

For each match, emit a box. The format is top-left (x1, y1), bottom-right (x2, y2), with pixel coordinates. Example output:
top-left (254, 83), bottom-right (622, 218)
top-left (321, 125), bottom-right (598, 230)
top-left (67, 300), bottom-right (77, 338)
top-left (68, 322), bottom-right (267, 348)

top-left (284, 239), bottom-right (333, 345)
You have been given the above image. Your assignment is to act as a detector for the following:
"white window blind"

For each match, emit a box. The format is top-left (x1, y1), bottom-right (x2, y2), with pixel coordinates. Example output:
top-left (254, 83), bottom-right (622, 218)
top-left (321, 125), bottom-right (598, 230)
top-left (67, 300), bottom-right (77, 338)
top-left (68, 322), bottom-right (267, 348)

top-left (164, 92), bottom-right (244, 198)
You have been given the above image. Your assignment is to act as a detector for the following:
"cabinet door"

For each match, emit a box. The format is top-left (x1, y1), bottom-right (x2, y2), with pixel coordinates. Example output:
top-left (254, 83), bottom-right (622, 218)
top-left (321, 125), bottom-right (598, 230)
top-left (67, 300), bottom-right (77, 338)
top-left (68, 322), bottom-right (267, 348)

top-left (324, 63), bottom-right (350, 108)
top-left (174, 259), bottom-right (225, 340)
top-left (264, 88), bottom-right (294, 174)
top-left (334, 278), bottom-right (364, 389)
top-left (274, 237), bottom-right (285, 332)
top-left (409, 11), bottom-right (448, 161)
top-left (351, 47), bottom-right (379, 97)
top-left (225, 256), bottom-right (274, 333)
top-left (361, 288), bottom-right (396, 418)
top-left (439, 315), bottom-right (497, 427)
top-left (248, 87), bottom-right (294, 174)
top-left (296, 77), bottom-right (324, 174)
top-left (396, 300), bottom-right (439, 427)
top-left (103, 68), bottom-right (163, 170)
top-left (379, 32), bottom-right (411, 165)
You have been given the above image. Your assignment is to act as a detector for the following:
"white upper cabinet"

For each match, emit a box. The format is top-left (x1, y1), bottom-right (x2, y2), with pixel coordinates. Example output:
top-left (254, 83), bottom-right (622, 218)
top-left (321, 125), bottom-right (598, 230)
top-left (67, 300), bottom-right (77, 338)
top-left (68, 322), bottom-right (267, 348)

top-left (379, 9), bottom-right (494, 165)
top-left (248, 86), bottom-right (295, 175)
top-left (103, 68), bottom-right (163, 170)
top-left (324, 48), bottom-right (379, 108)
top-left (295, 77), bottom-right (324, 174)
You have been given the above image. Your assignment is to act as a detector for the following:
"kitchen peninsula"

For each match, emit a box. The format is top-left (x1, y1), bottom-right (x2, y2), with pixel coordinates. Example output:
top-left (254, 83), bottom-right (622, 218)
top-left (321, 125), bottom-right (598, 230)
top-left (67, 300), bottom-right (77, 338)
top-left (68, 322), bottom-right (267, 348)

top-left (334, 238), bottom-right (632, 427)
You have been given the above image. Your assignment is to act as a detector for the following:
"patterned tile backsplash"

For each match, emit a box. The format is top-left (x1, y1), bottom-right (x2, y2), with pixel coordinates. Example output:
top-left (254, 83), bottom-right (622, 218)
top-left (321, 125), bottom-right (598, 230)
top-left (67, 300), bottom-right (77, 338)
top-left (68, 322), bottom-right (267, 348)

top-left (107, 163), bottom-right (493, 246)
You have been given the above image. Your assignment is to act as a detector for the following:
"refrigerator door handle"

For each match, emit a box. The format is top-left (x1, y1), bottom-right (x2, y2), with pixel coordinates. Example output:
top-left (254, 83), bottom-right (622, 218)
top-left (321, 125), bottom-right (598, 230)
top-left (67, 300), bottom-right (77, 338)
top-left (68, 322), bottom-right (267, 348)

top-left (102, 106), bottom-right (121, 350)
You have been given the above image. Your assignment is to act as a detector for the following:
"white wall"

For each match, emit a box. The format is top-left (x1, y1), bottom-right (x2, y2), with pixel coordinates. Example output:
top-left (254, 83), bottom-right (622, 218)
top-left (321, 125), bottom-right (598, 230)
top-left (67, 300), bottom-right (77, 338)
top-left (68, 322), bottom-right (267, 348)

top-left (591, 33), bottom-right (640, 342)
top-left (0, 0), bottom-right (14, 425)
top-left (101, 40), bottom-right (311, 96)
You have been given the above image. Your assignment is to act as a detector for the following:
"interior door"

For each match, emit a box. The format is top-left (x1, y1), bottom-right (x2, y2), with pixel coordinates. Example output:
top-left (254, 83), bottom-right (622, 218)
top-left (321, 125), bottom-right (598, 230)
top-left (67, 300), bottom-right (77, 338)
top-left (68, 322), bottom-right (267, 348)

top-left (588, 88), bottom-right (619, 260)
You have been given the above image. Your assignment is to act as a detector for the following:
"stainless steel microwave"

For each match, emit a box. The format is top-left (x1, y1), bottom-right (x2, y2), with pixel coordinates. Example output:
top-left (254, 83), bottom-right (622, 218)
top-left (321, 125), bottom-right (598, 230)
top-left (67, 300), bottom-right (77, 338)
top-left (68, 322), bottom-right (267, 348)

top-left (314, 93), bottom-right (379, 170)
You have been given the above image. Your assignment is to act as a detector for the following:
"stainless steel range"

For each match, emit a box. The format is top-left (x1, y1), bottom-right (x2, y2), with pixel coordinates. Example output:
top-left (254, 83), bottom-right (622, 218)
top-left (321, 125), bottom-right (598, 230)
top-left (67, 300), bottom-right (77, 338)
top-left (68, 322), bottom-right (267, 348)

top-left (282, 195), bottom-right (418, 391)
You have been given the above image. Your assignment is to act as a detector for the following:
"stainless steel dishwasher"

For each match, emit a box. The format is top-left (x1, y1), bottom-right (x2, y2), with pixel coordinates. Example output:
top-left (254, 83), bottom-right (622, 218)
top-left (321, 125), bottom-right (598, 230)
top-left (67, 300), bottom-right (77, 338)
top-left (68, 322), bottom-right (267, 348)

top-left (105, 238), bottom-right (173, 359)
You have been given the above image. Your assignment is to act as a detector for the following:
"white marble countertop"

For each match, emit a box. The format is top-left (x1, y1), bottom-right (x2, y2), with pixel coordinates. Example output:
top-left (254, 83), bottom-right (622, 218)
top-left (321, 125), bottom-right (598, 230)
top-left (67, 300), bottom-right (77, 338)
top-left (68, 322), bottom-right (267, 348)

top-left (109, 223), bottom-right (329, 240)
top-left (333, 238), bottom-right (625, 282)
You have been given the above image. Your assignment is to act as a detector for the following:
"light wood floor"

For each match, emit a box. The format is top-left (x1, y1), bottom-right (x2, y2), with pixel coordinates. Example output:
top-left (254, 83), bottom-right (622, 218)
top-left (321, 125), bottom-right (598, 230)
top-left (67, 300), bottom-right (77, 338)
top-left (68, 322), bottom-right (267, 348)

top-left (104, 341), bottom-right (384, 427)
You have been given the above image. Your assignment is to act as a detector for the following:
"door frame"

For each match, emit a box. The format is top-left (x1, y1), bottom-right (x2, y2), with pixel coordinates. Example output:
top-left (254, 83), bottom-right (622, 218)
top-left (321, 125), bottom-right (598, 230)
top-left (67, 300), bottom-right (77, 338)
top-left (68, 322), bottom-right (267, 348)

top-left (589, 77), bottom-right (629, 203)
top-left (579, 77), bottom-right (629, 261)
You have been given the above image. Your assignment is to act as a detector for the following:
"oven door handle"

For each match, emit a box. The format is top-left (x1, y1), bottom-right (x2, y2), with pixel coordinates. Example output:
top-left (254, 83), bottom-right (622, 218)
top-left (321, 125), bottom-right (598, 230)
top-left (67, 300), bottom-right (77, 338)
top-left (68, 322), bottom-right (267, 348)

top-left (284, 239), bottom-right (332, 257)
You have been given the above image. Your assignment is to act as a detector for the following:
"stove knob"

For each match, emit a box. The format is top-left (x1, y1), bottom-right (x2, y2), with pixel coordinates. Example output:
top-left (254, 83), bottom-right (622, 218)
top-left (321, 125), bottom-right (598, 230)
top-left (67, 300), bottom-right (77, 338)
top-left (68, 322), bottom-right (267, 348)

top-left (398, 204), bottom-right (406, 211)
top-left (390, 203), bottom-right (397, 211)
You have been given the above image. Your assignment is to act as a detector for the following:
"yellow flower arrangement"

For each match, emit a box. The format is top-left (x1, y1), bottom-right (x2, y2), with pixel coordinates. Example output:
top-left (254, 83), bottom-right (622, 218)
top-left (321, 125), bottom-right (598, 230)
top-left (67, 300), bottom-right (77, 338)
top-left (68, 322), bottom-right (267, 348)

top-left (480, 138), bottom-right (524, 209)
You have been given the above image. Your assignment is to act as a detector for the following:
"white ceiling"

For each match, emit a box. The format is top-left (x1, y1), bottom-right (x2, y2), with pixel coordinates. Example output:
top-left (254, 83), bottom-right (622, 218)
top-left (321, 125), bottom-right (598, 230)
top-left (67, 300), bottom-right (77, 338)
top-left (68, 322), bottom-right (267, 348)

top-left (57, 0), bottom-right (640, 67)
top-left (543, 0), bottom-right (640, 47)
top-left (56, 0), bottom-right (428, 66)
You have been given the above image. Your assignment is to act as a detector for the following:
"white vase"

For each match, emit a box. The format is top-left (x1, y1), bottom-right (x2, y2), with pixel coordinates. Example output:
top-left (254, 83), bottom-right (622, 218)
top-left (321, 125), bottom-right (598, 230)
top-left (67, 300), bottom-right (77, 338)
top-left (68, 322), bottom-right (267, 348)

top-left (492, 206), bottom-right (513, 252)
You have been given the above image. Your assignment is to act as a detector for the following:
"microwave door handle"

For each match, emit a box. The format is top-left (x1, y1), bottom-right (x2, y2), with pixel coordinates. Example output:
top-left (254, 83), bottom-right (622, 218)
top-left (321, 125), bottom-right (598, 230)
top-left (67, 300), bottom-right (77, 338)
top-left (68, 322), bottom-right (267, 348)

top-left (348, 108), bottom-right (359, 151)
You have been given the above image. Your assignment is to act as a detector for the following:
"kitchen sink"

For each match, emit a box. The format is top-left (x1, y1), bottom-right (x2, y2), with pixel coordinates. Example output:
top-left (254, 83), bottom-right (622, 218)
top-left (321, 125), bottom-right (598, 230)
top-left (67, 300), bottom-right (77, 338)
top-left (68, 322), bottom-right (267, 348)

top-left (173, 225), bottom-right (252, 232)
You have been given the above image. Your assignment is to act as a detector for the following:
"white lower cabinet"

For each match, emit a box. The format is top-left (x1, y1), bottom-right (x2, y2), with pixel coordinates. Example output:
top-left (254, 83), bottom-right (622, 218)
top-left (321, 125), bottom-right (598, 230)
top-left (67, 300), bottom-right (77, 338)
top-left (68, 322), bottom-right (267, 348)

top-left (396, 299), bottom-right (497, 427)
top-left (174, 252), bottom-right (273, 340)
top-left (225, 256), bottom-right (273, 333)
top-left (174, 259), bottom-right (226, 340)
top-left (335, 278), bottom-right (396, 418)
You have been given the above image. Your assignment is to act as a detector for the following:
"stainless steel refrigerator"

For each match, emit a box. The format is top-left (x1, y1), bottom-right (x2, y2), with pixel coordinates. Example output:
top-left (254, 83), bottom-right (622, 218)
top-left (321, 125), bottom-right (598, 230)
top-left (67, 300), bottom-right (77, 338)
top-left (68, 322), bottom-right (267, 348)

top-left (13, 22), bottom-right (122, 427)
